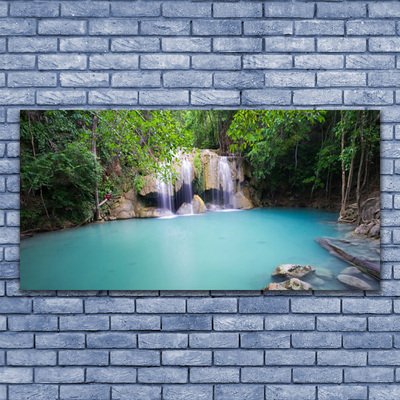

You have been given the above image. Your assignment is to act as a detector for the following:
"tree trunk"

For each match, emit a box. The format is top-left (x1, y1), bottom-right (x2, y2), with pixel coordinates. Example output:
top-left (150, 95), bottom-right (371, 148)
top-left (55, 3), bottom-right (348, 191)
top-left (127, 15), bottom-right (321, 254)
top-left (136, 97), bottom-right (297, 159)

top-left (356, 111), bottom-right (365, 225)
top-left (92, 115), bottom-right (101, 221)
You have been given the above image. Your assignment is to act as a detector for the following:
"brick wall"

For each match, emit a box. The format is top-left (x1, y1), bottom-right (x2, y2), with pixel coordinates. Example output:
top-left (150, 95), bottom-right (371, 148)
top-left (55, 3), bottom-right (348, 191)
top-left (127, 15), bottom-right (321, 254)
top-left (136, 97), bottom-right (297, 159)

top-left (0, 1), bottom-right (399, 399)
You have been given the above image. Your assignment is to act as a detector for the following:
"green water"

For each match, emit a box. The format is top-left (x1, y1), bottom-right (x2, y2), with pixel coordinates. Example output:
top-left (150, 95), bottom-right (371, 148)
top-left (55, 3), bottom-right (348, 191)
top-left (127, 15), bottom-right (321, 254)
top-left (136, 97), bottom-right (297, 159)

top-left (20, 208), bottom-right (380, 290)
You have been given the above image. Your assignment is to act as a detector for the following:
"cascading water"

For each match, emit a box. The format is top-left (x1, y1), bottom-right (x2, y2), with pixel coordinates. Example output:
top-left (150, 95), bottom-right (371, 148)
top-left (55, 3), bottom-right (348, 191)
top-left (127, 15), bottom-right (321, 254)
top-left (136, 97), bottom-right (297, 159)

top-left (218, 156), bottom-right (234, 208)
top-left (156, 170), bottom-right (174, 214)
top-left (209, 152), bottom-right (218, 205)
top-left (178, 156), bottom-right (194, 214)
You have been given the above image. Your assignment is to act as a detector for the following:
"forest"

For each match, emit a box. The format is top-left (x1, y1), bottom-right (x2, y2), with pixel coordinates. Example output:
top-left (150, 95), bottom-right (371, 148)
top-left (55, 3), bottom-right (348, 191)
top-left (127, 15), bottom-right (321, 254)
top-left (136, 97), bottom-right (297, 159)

top-left (20, 109), bottom-right (380, 233)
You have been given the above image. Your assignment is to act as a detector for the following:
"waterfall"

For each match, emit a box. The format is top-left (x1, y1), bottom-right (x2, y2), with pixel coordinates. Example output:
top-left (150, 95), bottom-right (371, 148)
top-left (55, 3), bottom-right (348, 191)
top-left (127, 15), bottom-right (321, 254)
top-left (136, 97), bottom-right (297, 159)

top-left (209, 152), bottom-right (218, 205)
top-left (156, 171), bottom-right (174, 213)
top-left (218, 156), bottom-right (234, 208)
top-left (179, 156), bottom-right (194, 214)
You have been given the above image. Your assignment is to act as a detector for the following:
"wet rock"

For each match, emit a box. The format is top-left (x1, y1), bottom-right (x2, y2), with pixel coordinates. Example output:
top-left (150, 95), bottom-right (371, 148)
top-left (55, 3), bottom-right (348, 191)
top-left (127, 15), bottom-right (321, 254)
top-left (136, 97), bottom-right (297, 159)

top-left (232, 192), bottom-right (254, 210)
top-left (192, 195), bottom-right (205, 214)
top-left (308, 276), bottom-right (326, 287)
top-left (362, 197), bottom-right (380, 222)
top-left (340, 266), bottom-right (362, 276)
top-left (272, 264), bottom-right (315, 279)
top-left (314, 268), bottom-right (335, 279)
top-left (354, 223), bottom-right (370, 235)
top-left (138, 207), bottom-right (161, 218)
top-left (263, 278), bottom-right (312, 291)
top-left (110, 198), bottom-right (135, 220)
top-left (368, 221), bottom-right (380, 238)
top-left (337, 274), bottom-right (373, 290)
top-left (139, 174), bottom-right (158, 197)
top-left (177, 202), bottom-right (193, 215)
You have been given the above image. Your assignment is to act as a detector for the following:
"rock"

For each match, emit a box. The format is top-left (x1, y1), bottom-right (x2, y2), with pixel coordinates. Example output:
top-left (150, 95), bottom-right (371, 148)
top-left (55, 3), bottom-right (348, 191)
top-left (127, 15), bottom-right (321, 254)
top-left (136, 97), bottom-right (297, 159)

top-left (368, 221), bottom-right (380, 238)
top-left (354, 223), bottom-right (369, 235)
top-left (139, 174), bottom-right (158, 197)
top-left (340, 266), bottom-right (362, 276)
top-left (192, 195), bottom-right (206, 214)
top-left (337, 274), bottom-right (373, 290)
top-left (124, 189), bottom-right (137, 202)
top-left (308, 276), bottom-right (326, 287)
top-left (110, 198), bottom-right (135, 220)
top-left (361, 197), bottom-right (380, 222)
top-left (202, 150), bottom-right (219, 191)
top-left (263, 278), bottom-right (312, 291)
top-left (62, 220), bottom-right (75, 229)
top-left (138, 207), bottom-right (161, 218)
top-left (232, 192), bottom-right (254, 210)
top-left (314, 268), bottom-right (335, 279)
top-left (176, 202), bottom-right (193, 215)
top-left (272, 264), bottom-right (315, 279)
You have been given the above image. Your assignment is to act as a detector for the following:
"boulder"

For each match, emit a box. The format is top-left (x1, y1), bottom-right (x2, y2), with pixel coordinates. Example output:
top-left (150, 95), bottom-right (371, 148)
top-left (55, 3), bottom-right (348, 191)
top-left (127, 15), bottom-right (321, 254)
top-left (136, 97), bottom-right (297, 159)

top-left (109, 198), bottom-right (135, 220)
top-left (232, 192), bottom-right (254, 210)
top-left (368, 221), bottom-right (380, 238)
top-left (138, 207), bottom-right (161, 218)
top-left (139, 174), bottom-right (158, 197)
top-left (314, 268), bottom-right (335, 279)
top-left (340, 266), bottom-right (362, 276)
top-left (192, 195), bottom-right (205, 214)
top-left (176, 202), bottom-right (193, 215)
top-left (337, 274), bottom-right (373, 290)
top-left (362, 197), bottom-right (380, 222)
top-left (272, 264), bottom-right (315, 279)
top-left (263, 278), bottom-right (312, 291)
top-left (354, 223), bottom-right (370, 235)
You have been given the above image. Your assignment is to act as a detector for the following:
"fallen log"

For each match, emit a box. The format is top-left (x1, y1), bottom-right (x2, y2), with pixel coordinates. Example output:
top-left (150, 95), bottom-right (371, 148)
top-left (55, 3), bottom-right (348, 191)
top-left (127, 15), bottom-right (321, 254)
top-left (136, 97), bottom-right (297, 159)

top-left (315, 237), bottom-right (380, 280)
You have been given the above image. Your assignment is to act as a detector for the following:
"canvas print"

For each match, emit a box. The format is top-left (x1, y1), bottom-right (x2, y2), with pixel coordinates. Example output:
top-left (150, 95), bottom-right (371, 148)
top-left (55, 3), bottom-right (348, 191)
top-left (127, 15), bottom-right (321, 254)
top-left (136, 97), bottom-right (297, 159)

top-left (20, 110), bottom-right (380, 290)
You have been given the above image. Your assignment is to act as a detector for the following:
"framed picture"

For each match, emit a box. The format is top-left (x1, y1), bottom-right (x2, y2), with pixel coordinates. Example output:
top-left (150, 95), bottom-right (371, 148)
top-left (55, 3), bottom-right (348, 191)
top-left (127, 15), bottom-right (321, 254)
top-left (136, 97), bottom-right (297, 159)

top-left (20, 110), bottom-right (380, 291)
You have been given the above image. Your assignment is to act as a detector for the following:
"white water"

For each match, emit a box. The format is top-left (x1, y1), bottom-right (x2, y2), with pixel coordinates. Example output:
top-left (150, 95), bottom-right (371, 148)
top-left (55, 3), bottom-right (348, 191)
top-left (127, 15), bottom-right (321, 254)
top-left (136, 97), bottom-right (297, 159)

top-left (218, 156), bottom-right (234, 208)
top-left (156, 170), bottom-right (174, 213)
top-left (180, 156), bottom-right (194, 214)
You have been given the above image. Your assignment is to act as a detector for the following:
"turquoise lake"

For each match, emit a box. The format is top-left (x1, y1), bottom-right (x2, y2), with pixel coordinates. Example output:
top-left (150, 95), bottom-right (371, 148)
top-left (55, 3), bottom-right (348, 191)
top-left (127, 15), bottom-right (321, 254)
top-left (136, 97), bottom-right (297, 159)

top-left (20, 208), bottom-right (380, 290)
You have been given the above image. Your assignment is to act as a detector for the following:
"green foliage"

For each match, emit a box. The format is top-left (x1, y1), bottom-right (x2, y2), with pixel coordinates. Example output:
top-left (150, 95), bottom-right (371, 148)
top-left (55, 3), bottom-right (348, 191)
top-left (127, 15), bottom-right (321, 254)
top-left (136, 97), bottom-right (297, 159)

top-left (193, 150), bottom-right (204, 194)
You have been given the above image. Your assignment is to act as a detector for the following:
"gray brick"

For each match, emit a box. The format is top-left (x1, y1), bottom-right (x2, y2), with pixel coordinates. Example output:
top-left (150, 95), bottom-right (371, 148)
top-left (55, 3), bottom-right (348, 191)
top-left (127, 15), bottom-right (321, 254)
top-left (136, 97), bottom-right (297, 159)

top-left (293, 367), bottom-right (342, 383)
top-left (60, 315), bottom-right (109, 331)
top-left (242, 367), bottom-right (291, 383)
top-left (0, 73), bottom-right (4, 87)
top-left (241, 332), bottom-right (290, 349)
top-left (369, 350), bottom-right (400, 366)
top-left (0, 367), bottom-right (32, 383)
top-left (214, 38), bottom-right (262, 53)
top-left (37, 90), bottom-right (86, 105)
top-left (243, 54), bottom-right (292, 70)
top-left (318, 38), bottom-right (366, 53)
top-left (60, 72), bottom-right (109, 88)
top-left (162, 38), bottom-right (211, 53)
top-left (85, 298), bottom-right (135, 313)
top-left (141, 21), bottom-right (189, 36)
top-left (0, 263), bottom-right (19, 278)
top-left (10, 2), bottom-right (59, 17)
top-left (7, 349), bottom-right (56, 366)
top-left (34, 298), bottom-right (82, 313)
top-left (296, 55), bottom-right (344, 69)
top-left (294, 89), bottom-right (342, 105)
top-left (110, 350), bottom-right (159, 366)
top-left (163, 385), bottom-right (212, 400)
top-left (215, 72), bottom-right (264, 89)
top-left (346, 55), bottom-right (395, 69)
top-left (87, 332), bottom-right (136, 348)
top-left (318, 350), bottom-right (366, 366)
top-left (163, 2), bottom-right (211, 18)
top-left (318, 71), bottom-right (366, 87)
top-left (61, 2), bottom-right (109, 17)
top-left (89, 19), bottom-right (138, 35)
top-left (0, 3), bottom-right (6, 17)
top-left (138, 367), bottom-right (187, 383)
top-left (343, 333), bottom-right (392, 349)
top-left (9, 37), bottom-right (57, 53)
top-left (0, 55), bottom-right (35, 70)
top-left (163, 71), bottom-right (211, 88)
top-left (193, 20), bottom-right (241, 36)
top-left (318, 385), bottom-right (367, 400)
top-left (370, 2), bottom-right (400, 18)
top-left (369, 316), bottom-right (400, 331)
top-left (112, 2), bottom-right (160, 17)
top-left (90, 54), bottom-right (138, 70)
top-left (162, 350), bottom-right (211, 366)
top-left (265, 350), bottom-right (315, 365)
top-left (295, 20), bottom-right (344, 36)
top-left (9, 385), bottom-right (58, 400)
top-left (265, 2), bottom-right (314, 18)
top-left (265, 385), bottom-right (316, 400)
top-left (86, 367), bottom-right (136, 383)
top-left (244, 21), bottom-right (292, 36)
top-left (139, 333), bottom-right (187, 349)
top-left (191, 90), bottom-right (240, 106)
top-left (38, 19), bottom-right (86, 35)
top-left (345, 367), bottom-right (393, 383)
top-left (189, 333), bottom-right (238, 348)
top-left (60, 38), bottom-right (108, 53)
top-left (347, 20), bottom-right (395, 36)
top-left (242, 89), bottom-right (291, 106)
top-left (266, 72), bottom-right (314, 88)
top-left (162, 315), bottom-right (211, 331)
top-left (317, 316), bottom-right (366, 331)
top-left (35, 367), bottom-right (84, 383)
top-left (192, 55), bottom-right (241, 70)
top-left (8, 315), bottom-right (57, 331)
top-left (89, 90), bottom-right (138, 105)
top-left (214, 350), bottom-right (263, 366)
top-left (292, 333), bottom-right (341, 349)
top-left (0, 194), bottom-right (19, 208)
top-left (292, 298), bottom-right (341, 313)
top-left (317, 3), bottom-right (366, 18)
top-left (0, 19), bottom-right (36, 36)
top-left (0, 297), bottom-right (31, 313)
top-left (112, 385), bottom-right (161, 400)
top-left (10, 72), bottom-right (57, 88)
top-left (370, 71), bottom-right (400, 87)
top-left (187, 298), bottom-right (237, 313)
top-left (140, 90), bottom-right (188, 106)
top-left (60, 385), bottom-right (110, 400)
top-left (111, 37), bottom-right (160, 52)
top-left (141, 55), bottom-right (189, 70)
top-left (214, 385), bottom-right (264, 400)
top-left (214, 315), bottom-right (263, 331)
top-left (343, 299), bottom-right (391, 314)
top-left (345, 89), bottom-right (393, 105)
top-left (213, 3), bottom-right (262, 18)
top-left (0, 333), bottom-right (33, 348)
top-left (265, 315), bottom-right (315, 331)
top-left (111, 315), bottom-right (160, 330)
top-left (38, 54), bottom-right (87, 70)
top-left (6, 175), bottom-right (20, 191)
top-left (190, 367), bottom-right (239, 383)
top-left (59, 350), bottom-right (109, 366)
top-left (370, 38), bottom-right (400, 53)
